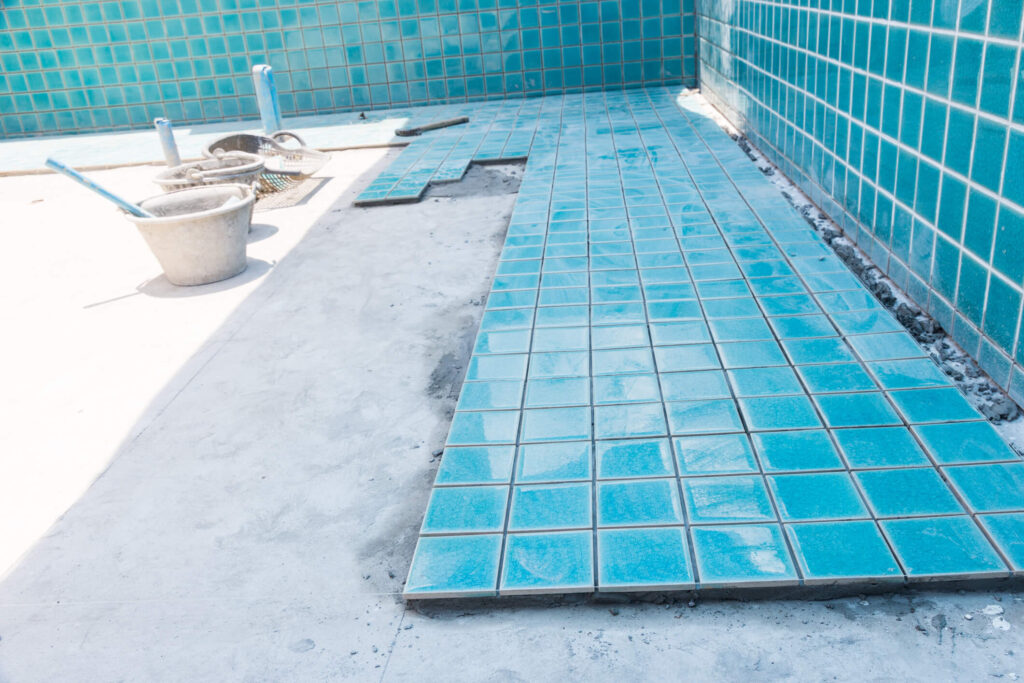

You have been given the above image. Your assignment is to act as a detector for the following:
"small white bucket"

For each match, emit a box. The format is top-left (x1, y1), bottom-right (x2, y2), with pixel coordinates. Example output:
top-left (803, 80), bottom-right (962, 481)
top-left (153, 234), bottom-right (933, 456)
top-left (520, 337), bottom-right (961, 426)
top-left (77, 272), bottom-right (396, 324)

top-left (124, 184), bottom-right (254, 286)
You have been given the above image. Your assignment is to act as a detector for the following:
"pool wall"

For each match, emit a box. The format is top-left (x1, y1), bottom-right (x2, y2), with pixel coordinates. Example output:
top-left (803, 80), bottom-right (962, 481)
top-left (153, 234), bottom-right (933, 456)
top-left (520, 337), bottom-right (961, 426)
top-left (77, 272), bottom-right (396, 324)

top-left (0, 0), bottom-right (696, 138)
top-left (697, 0), bottom-right (1024, 401)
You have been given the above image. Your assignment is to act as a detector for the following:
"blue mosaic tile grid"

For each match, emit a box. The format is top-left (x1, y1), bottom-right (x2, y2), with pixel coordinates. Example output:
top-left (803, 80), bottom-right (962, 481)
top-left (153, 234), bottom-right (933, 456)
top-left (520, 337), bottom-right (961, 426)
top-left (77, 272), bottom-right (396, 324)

top-left (695, 0), bottom-right (1024, 405)
top-left (0, 0), bottom-right (696, 139)
top-left (401, 86), bottom-right (1024, 598)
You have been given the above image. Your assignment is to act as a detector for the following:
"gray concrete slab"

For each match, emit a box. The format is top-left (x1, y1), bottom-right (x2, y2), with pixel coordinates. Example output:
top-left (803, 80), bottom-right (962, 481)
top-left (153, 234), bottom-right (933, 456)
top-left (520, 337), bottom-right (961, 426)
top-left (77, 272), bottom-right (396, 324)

top-left (1, 149), bottom-right (1023, 681)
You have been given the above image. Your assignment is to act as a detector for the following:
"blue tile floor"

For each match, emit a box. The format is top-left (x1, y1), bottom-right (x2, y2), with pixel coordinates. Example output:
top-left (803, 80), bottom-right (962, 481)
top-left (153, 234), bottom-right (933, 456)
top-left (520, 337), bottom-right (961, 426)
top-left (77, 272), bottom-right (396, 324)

top-left (357, 87), bottom-right (1024, 598)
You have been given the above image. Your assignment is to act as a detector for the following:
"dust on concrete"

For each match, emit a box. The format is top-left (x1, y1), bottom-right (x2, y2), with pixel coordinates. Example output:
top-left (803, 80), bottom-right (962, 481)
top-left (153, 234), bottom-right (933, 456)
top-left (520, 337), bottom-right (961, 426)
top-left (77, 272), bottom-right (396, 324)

top-left (424, 162), bottom-right (525, 199)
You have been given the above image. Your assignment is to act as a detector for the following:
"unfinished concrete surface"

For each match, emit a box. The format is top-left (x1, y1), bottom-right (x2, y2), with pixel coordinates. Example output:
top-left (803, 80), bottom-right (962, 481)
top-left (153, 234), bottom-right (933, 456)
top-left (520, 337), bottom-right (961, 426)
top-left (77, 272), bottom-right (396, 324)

top-left (0, 147), bottom-right (1023, 680)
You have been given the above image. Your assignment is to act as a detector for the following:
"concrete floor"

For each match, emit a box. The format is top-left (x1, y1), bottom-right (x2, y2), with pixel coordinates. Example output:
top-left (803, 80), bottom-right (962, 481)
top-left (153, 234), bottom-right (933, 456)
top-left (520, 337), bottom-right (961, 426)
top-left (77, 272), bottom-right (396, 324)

top-left (1, 149), bottom-right (1023, 681)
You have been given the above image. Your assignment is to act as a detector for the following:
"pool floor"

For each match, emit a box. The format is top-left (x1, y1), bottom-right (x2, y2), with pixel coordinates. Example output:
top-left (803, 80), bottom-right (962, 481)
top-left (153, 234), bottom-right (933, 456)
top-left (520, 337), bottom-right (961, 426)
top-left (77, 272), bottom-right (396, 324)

top-left (377, 87), bottom-right (1024, 598)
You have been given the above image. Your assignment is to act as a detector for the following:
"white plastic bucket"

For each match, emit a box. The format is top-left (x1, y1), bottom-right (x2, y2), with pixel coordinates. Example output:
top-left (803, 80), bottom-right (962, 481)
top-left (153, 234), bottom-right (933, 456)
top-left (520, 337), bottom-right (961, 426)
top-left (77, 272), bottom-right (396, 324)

top-left (124, 184), bottom-right (254, 286)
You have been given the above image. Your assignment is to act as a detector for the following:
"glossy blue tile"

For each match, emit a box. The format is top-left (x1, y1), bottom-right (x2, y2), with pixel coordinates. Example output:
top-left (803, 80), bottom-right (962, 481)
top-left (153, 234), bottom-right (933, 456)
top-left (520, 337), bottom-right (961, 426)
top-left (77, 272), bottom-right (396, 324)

top-left (752, 430), bottom-right (844, 471)
top-left (595, 402), bottom-right (668, 439)
top-left (591, 324), bottom-right (650, 349)
top-left (691, 524), bottom-right (798, 586)
top-left (855, 468), bottom-right (964, 517)
top-left (833, 427), bottom-right (931, 468)
top-left (888, 387), bottom-right (981, 423)
top-left (592, 347), bottom-right (655, 375)
top-left (405, 534), bottom-right (502, 597)
top-left (457, 380), bottom-right (524, 410)
top-left (814, 393), bottom-right (901, 427)
top-left (654, 343), bottom-right (721, 372)
top-left (666, 399), bottom-right (744, 434)
top-left (593, 373), bottom-right (662, 404)
top-left (674, 433), bottom-right (759, 475)
top-left (739, 395), bottom-right (823, 430)
top-left (466, 354), bottom-right (528, 381)
top-left (768, 472), bottom-right (869, 521)
top-left (782, 337), bottom-right (857, 364)
top-left (436, 446), bottom-right (516, 484)
top-left (509, 482), bottom-right (592, 531)
top-left (448, 410), bottom-right (521, 445)
top-left (868, 359), bottom-right (952, 389)
top-left (845, 333), bottom-right (926, 361)
top-left (728, 366), bottom-right (804, 397)
top-left (913, 422), bottom-right (1019, 464)
top-left (769, 314), bottom-right (837, 339)
top-left (682, 475), bottom-right (775, 523)
top-left (528, 351), bottom-right (589, 378)
top-left (520, 406), bottom-right (591, 442)
top-left (944, 463), bottom-right (1024, 513)
top-left (525, 377), bottom-right (590, 407)
top-left (881, 517), bottom-right (1006, 577)
top-left (421, 485), bottom-right (509, 533)
top-left (500, 531), bottom-right (594, 594)
top-left (516, 441), bottom-right (592, 483)
top-left (979, 514), bottom-right (1024, 571)
top-left (598, 478), bottom-right (684, 527)
top-left (597, 438), bottom-right (675, 479)
top-left (474, 329), bottom-right (533, 355)
top-left (531, 326), bottom-right (589, 352)
top-left (649, 321), bottom-right (712, 345)
top-left (709, 316), bottom-right (775, 342)
top-left (659, 370), bottom-right (732, 401)
top-left (797, 363), bottom-right (878, 393)
top-left (718, 340), bottom-right (788, 368)
top-left (786, 521), bottom-right (902, 582)
top-left (598, 527), bottom-right (694, 590)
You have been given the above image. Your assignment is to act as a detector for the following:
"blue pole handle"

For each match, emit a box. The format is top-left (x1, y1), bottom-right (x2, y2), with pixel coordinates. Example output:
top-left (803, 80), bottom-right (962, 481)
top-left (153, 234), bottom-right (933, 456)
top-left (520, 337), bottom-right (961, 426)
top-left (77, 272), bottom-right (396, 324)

top-left (252, 64), bottom-right (283, 134)
top-left (45, 158), bottom-right (155, 218)
top-left (154, 117), bottom-right (182, 167)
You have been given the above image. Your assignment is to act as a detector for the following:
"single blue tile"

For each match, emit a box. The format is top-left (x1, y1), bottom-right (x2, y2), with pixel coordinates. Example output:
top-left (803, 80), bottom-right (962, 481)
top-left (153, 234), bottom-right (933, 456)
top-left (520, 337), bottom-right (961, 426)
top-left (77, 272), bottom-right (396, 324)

top-left (846, 332), bottom-right (926, 361)
top-left (500, 531), bottom-right (594, 594)
top-left (535, 305), bottom-right (589, 327)
top-left (691, 524), bottom-right (798, 586)
top-left (592, 347), bottom-right (655, 375)
top-left (528, 351), bottom-right (589, 378)
top-left (783, 337), bottom-right (857, 364)
top-left (480, 307), bottom-right (534, 330)
top-left (509, 482), bottom-right (592, 531)
top-left (448, 410), bottom-right (521, 445)
top-left (595, 402), bottom-right (668, 439)
top-left (728, 366), bottom-right (804, 397)
top-left (682, 474), bottom-right (776, 524)
top-left (768, 472), bottom-right (869, 521)
top-left (797, 362), bottom-right (878, 393)
top-left (702, 297), bottom-right (762, 319)
top-left (421, 485), bottom-right (509, 533)
top-left (718, 340), bottom-right (789, 368)
top-left (739, 395), bottom-right (823, 430)
top-left (591, 324), bottom-right (650, 349)
top-left (913, 421), bottom-right (1019, 464)
top-left (649, 321), bottom-right (712, 345)
top-left (598, 527), bottom-right (694, 590)
top-left (647, 300), bottom-right (703, 321)
top-left (752, 430), bottom-right (845, 471)
top-left (405, 534), bottom-right (502, 597)
top-left (597, 438), bottom-right (675, 478)
top-left (521, 406), bottom-right (592, 442)
top-left (709, 317), bottom-right (775, 342)
top-left (654, 344), bottom-right (721, 371)
top-left (525, 377), bottom-right (590, 407)
top-left (769, 314), bottom-right (837, 340)
top-left (674, 433), bottom-right (759, 475)
top-left (593, 373), bottom-right (662, 404)
top-left (457, 380), bottom-right (524, 410)
top-left (888, 387), bottom-right (981, 423)
top-left (814, 393), bottom-right (902, 427)
top-left (516, 441), bottom-right (592, 483)
top-left (944, 463), bottom-right (1024, 512)
top-left (979, 513), bottom-right (1024, 571)
top-left (869, 358), bottom-right (952, 389)
top-left (598, 478), bottom-right (684, 526)
top-left (786, 521), bottom-right (902, 582)
top-left (760, 293), bottom-right (821, 316)
top-left (881, 517), bottom-right (1006, 577)
top-left (659, 370), bottom-right (732, 400)
top-left (436, 446), bottom-right (516, 484)
top-left (855, 468), bottom-right (964, 517)
top-left (531, 326), bottom-right (590, 352)
top-left (466, 353), bottom-right (528, 380)
top-left (666, 399), bottom-right (743, 434)
top-left (474, 329), bottom-right (532, 354)
top-left (833, 427), bottom-right (931, 468)
top-left (831, 310), bottom-right (905, 336)
top-left (593, 302), bottom-right (646, 325)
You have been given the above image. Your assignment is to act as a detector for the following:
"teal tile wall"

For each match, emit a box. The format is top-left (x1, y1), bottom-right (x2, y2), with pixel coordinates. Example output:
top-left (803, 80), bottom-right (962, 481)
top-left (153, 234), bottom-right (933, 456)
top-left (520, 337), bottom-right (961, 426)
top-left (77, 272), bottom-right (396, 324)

top-left (696, 0), bottom-right (1024, 402)
top-left (0, 0), bottom-right (696, 138)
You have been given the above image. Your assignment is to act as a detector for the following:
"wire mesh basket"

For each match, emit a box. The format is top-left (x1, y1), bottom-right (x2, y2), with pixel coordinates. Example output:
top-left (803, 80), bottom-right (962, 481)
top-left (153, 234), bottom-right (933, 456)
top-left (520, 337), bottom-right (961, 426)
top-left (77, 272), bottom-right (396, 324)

top-left (203, 131), bottom-right (329, 194)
